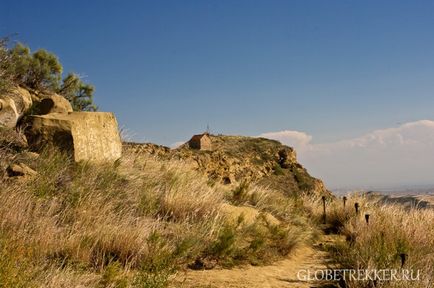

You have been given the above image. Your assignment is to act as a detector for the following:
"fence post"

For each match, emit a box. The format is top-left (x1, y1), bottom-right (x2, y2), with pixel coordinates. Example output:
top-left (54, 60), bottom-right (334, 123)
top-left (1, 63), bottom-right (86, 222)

top-left (355, 202), bottom-right (360, 215)
top-left (322, 196), bottom-right (326, 224)
top-left (343, 196), bottom-right (347, 209)
top-left (400, 253), bottom-right (408, 268)
top-left (365, 213), bottom-right (370, 225)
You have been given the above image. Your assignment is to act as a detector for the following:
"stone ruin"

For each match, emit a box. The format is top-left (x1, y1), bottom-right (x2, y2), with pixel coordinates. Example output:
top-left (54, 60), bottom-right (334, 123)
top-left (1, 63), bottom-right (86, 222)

top-left (0, 86), bottom-right (122, 163)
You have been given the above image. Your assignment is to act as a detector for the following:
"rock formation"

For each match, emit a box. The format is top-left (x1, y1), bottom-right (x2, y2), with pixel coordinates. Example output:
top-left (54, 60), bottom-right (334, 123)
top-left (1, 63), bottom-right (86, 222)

top-left (0, 87), bottom-right (33, 128)
top-left (0, 86), bottom-right (122, 163)
top-left (32, 93), bottom-right (73, 115)
top-left (125, 135), bottom-right (331, 196)
top-left (6, 163), bottom-right (37, 177)
top-left (26, 112), bottom-right (122, 162)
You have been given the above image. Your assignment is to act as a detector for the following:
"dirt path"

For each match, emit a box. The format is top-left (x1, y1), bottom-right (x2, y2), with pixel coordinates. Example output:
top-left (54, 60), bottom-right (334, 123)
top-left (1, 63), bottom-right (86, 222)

top-left (171, 237), bottom-right (337, 288)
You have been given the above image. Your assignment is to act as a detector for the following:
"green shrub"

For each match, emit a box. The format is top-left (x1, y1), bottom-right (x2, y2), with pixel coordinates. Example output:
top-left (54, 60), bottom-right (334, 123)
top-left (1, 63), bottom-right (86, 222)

top-left (205, 215), bottom-right (303, 267)
top-left (132, 232), bottom-right (177, 288)
top-left (292, 166), bottom-right (315, 192)
top-left (231, 181), bottom-right (250, 205)
top-left (99, 262), bottom-right (128, 288)
top-left (273, 164), bottom-right (285, 176)
top-left (209, 224), bottom-right (237, 259)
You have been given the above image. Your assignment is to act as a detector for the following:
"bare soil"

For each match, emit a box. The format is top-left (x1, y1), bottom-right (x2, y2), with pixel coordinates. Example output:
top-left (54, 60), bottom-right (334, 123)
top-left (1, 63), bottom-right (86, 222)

top-left (172, 237), bottom-right (338, 288)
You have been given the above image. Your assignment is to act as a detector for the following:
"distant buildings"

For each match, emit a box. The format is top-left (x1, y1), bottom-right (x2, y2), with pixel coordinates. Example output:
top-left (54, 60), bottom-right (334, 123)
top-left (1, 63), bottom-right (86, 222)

top-left (188, 132), bottom-right (212, 150)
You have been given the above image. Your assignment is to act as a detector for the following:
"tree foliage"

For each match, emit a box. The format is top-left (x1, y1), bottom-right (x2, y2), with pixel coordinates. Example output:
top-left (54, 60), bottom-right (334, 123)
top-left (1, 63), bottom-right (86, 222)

top-left (0, 38), bottom-right (97, 111)
top-left (9, 43), bottom-right (62, 91)
top-left (59, 73), bottom-right (97, 111)
top-left (0, 38), bottom-right (14, 93)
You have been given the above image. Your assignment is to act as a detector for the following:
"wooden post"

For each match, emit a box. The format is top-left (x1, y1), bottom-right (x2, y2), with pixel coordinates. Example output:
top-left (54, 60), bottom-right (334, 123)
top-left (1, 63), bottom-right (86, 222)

top-left (400, 253), bottom-right (408, 268)
top-left (322, 196), bottom-right (326, 224)
top-left (365, 214), bottom-right (370, 225)
top-left (343, 196), bottom-right (347, 209)
top-left (355, 202), bottom-right (360, 215)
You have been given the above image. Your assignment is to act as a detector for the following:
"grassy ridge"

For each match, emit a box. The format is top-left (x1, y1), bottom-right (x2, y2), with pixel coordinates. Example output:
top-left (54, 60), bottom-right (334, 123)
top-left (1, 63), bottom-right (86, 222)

top-left (0, 129), bottom-right (317, 287)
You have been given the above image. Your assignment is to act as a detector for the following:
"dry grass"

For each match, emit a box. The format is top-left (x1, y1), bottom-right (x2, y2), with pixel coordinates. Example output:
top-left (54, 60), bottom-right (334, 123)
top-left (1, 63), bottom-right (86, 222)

top-left (0, 142), bottom-right (311, 287)
top-left (304, 194), bottom-right (434, 288)
top-left (0, 148), bottom-right (223, 287)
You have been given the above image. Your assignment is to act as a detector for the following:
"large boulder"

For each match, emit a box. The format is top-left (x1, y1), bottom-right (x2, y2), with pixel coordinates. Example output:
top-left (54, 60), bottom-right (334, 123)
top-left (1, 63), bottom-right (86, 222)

top-left (0, 97), bottom-right (19, 128)
top-left (32, 93), bottom-right (73, 115)
top-left (0, 87), bottom-right (33, 128)
top-left (25, 112), bottom-right (122, 162)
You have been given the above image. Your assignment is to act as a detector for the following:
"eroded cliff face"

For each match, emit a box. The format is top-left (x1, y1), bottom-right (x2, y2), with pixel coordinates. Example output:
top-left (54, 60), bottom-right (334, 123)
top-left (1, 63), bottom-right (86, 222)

top-left (124, 135), bottom-right (330, 196)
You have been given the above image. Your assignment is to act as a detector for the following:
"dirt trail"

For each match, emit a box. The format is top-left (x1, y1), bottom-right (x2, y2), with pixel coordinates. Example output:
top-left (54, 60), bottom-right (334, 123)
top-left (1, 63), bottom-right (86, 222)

top-left (172, 237), bottom-right (338, 288)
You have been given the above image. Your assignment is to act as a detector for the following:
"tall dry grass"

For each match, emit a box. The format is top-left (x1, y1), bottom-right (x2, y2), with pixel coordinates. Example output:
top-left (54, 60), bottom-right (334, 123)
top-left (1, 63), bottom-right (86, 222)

top-left (0, 140), bottom-right (312, 287)
top-left (304, 194), bottom-right (434, 288)
top-left (0, 147), bottom-right (224, 287)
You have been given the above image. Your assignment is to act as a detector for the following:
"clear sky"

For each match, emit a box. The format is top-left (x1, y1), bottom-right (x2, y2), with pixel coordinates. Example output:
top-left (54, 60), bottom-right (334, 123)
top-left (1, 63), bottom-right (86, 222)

top-left (2, 1), bottom-right (434, 189)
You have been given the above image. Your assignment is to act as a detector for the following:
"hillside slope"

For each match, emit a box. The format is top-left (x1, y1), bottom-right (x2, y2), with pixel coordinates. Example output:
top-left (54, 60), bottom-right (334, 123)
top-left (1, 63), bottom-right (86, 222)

top-left (0, 128), bottom-right (331, 287)
top-left (124, 134), bottom-right (329, 197)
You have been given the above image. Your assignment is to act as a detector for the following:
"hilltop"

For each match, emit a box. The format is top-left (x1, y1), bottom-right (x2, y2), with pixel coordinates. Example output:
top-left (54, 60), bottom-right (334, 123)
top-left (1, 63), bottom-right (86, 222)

top-left (124, 134), bottom-right (329, 197)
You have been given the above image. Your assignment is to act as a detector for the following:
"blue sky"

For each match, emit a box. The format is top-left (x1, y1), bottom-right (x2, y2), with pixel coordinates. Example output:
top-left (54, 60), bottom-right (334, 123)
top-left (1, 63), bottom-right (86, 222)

top-left (3, 1), bottom-right (434, 188)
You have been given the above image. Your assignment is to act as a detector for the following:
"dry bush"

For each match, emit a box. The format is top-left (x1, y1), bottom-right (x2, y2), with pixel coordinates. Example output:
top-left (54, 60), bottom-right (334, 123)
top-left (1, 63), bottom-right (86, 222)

top-left (0, 148), bottom-right (226, 286)
top-left (338, 203), bottom-right (434, 288)
top-left (0, 145), bottom-right (317, 287)
top-left (305, 194), bottom-right (434, 288)
top-left (203, 213), bottom-right (304, 267)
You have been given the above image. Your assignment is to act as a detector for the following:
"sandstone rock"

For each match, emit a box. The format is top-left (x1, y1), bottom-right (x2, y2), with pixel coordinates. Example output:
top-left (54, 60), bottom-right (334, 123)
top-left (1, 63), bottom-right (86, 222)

top-left (0, 98), bottom-right (19, 128)
top-left (0, 87), bottom-right (33, 128)
top-left (7, 87), bottom-right (33, 114)
top-left (26, 112), bottom-right (122, 162)
top-left (7, 163), bottom-right (37, 177)
top-left (123, 134), bottom-right (330, 196)
top-left (123, 142), bottom-right (170, 157)
top-left (21, 151), bottom-right (40, 160)
top-left (278, 147), bottom-right (296, 169)
top-left (33, 93), bottom-right (73, 115)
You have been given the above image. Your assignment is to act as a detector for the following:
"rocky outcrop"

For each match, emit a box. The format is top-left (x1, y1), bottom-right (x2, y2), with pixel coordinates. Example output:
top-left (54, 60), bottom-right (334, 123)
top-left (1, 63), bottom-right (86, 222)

top-left (174, 136), bottom-right (299, 185)
top-left (6, 163), bottom-right (37, 177)
top-left (26, 112), bottom-right (122, 162)
top-left (0, 87), bottom-right (33, 128)
top-left (0, 86), bottom-right (122, 163)
top-left (278, 147), bottom-right (296, 168)
top-left (124, 135), bottom-right (330, 196)
top-left (0, 97), bottom-right (19, 128)
top-left (32, 94), bottom-right (73, 115)
top-left (123, 142), bottom-right (170, 157)
top-left (0, 87), bottom-right (73, 128)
